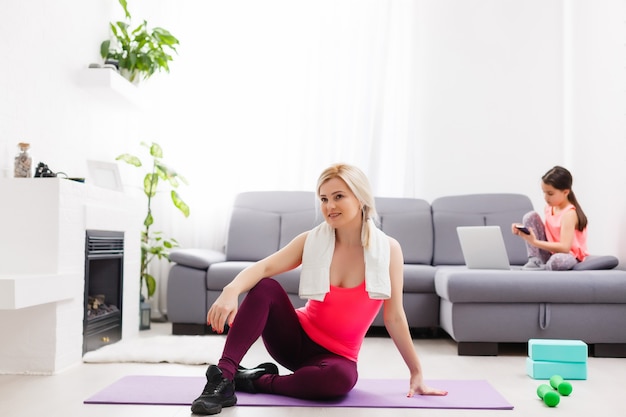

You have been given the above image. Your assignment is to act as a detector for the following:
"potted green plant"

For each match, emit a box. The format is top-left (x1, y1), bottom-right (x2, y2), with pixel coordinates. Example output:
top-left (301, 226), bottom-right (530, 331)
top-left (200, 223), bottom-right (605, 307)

top-left (100, 0), bottom-right (180, 83)
top-left (116, 142), bottom-right (190, 300)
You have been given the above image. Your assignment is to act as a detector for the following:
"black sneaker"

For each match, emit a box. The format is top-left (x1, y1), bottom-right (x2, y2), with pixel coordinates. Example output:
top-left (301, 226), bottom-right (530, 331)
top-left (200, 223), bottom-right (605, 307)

top-left (191, 365), bottom-right (237, 415)
top-left (235, 362), bottom-right (279, 393)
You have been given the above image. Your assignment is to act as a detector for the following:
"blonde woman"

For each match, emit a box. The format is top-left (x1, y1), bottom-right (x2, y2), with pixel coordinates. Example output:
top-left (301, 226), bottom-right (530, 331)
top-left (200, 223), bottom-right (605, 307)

top-left (191, 163), bottom-right (447, 415)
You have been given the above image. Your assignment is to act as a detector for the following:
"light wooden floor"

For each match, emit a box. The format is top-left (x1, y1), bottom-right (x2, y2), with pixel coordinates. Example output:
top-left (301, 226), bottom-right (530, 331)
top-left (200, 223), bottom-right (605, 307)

top-left (1, 322), bottom-right (624, 417)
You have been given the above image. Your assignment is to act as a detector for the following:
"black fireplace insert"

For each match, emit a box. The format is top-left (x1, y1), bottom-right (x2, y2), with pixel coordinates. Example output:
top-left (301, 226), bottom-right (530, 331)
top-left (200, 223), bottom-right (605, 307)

top-left (83, 230), bottom-right (124, 354)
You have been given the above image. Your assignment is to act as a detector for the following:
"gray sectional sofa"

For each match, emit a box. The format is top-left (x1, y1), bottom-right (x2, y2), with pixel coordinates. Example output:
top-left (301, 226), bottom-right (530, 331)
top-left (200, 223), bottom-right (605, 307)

top-left (166, 191), bottom-right (626, 357)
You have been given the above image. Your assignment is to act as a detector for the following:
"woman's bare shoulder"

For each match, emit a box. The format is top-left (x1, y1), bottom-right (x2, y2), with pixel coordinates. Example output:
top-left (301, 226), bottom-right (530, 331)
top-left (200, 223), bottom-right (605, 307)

top-left (387, 235), bottom-right (401, 249)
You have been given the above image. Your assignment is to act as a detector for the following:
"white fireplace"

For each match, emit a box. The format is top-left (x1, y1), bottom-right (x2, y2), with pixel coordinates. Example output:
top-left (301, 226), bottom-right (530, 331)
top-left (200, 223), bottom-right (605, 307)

top-left (0, 178), bottom-right (141, 374)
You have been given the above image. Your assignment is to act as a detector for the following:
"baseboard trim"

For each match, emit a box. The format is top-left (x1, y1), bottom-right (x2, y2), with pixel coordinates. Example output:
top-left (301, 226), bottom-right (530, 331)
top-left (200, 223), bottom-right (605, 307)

top-left (592, 343), bottom-right (626, 358)
top-left (172, 323), bottom-right (212, 335)
top-left (458, 342), bottom-right (499, 356)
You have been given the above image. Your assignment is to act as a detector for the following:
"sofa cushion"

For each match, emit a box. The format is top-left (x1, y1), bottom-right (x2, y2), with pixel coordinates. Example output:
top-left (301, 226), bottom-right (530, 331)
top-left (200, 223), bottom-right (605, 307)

top-left (376, 197), bottom-right (433, 265)
top-left (272, 268), bottom-right (303, 294)
top-left (207, 263), bottom-right (304, 295)
top-left (402, 264), bottom-right (437, 292)
top-left (431, 212), bottom-right (483, 265)
top-left (206, 261), bottom-right (253, 290)
top-left (435, 268), bottom-right (626, 304)
top-left (226, 209), bottom-right (281, 261)
top-left (225, 191), bottom-right (318, 261)
top-left (431, 194), bottom-right (533, 266)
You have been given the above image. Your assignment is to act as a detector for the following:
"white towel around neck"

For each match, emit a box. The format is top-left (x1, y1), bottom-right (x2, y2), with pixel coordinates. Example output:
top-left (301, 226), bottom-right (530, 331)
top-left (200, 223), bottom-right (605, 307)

top-left (298, 220), bottom-right (391, 301)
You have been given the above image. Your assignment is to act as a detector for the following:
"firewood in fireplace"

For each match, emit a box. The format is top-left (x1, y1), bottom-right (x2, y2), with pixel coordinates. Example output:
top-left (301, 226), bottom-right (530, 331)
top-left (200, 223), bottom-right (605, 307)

top-left (88, 294), bottom-right (106, 310)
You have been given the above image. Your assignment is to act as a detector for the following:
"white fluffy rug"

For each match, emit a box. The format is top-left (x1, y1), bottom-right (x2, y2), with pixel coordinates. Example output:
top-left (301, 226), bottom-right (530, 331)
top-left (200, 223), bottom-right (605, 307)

top-left (82, 335), bottom-right (226, 365)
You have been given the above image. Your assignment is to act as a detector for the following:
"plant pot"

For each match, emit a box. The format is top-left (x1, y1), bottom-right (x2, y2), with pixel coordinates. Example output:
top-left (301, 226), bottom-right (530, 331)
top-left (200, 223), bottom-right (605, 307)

top-left (120, 69), bottom-right (142, 85)
top-left (139, 294), bottom-right (151, 330)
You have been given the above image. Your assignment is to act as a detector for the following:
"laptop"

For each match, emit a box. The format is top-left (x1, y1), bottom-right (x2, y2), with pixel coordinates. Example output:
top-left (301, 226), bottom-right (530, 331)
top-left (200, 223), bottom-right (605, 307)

top-left (456, 226), bottom-right (511, 270)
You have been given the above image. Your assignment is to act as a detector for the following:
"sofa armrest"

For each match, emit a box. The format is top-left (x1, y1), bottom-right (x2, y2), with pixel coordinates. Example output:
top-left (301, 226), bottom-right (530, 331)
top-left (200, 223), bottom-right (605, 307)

top-left (169, 248), bottom-right (226, 270)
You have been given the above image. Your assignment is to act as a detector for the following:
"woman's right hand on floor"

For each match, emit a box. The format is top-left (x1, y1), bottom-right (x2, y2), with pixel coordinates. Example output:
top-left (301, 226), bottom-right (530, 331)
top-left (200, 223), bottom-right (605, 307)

top-left (206, 288), bottom-right (239, 334)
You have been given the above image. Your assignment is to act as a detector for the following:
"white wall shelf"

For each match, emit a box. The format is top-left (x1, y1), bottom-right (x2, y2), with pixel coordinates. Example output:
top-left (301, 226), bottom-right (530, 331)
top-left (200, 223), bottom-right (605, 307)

top-left (0, 273), bottom-right (77, 310)
top-left (77, 68), bottom-right (144, 107)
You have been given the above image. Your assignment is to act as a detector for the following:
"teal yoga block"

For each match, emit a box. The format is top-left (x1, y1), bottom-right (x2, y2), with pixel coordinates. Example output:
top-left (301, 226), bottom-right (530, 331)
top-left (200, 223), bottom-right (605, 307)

top-left (528, 339), bottom-right (588, 363)
top-left (526, 357), bottom-right (588, 380)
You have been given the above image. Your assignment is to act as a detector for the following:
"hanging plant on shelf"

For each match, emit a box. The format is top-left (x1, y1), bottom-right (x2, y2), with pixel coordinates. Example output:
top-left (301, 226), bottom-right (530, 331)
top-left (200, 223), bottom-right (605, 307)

top-left (116, 142), bottom-right (190, 299)
top-left (100, 0), bottom-right (180, 83)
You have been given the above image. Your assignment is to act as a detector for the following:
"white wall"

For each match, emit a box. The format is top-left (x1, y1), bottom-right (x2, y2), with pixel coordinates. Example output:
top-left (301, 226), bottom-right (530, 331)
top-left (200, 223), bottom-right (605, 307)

top-left (1, 0), bottom-right (624, 281)
top-left (414, 1), bottom-right (565, 200)
top-left (565, 1), bottom-right (626, 264)
top-left (412, 0), bottom-right (626, 264)
top-left (0, 0), bottom-right (140, 177)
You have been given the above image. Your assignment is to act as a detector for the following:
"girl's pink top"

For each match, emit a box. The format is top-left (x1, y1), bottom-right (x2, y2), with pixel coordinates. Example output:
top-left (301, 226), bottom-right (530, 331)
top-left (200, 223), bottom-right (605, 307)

top-left (296, 281), bottom-right (383, 362)
top-left (544, 204), bottom-right (588, 261)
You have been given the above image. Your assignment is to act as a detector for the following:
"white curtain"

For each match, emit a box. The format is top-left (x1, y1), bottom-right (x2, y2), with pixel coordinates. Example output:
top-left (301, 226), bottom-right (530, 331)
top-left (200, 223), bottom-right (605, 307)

top-left (133, 0), bottom-right (424, 313)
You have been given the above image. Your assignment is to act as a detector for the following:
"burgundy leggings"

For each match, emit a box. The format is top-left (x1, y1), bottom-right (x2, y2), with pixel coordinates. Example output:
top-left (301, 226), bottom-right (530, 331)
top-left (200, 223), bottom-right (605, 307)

top-left (217, 278), bottom-right (358, 399)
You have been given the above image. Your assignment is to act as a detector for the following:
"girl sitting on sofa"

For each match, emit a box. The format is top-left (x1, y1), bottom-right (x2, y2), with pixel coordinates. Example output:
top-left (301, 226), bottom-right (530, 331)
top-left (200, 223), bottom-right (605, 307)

top-left (512, 165), bottom-right (588, 271)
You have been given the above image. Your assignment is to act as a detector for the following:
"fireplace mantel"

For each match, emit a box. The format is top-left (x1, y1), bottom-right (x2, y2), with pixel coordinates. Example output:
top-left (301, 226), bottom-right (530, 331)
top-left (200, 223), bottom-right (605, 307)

top-left (0, 178), bottom-right (141, 374)
top-left (0, 273), bottom-right (76, 309)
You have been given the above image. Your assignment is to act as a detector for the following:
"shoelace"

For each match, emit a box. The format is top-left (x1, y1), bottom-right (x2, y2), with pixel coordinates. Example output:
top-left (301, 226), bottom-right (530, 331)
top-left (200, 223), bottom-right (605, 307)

top-left (201, 378), bottom-right (231, 396)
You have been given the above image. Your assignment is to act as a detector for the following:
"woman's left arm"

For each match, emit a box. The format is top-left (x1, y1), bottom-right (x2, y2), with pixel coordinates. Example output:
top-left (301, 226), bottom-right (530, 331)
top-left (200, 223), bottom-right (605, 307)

top-left (383, 237), bottom-right (448, 397)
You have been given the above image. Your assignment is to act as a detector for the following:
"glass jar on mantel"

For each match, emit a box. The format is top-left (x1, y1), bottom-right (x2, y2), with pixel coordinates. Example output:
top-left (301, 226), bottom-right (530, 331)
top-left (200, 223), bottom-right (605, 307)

top-left (14, 142), bottom-right (32, 178)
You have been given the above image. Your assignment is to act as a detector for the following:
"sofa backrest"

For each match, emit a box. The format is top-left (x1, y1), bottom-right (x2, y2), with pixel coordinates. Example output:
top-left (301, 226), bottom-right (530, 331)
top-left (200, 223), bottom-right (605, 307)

top-left (375, 197), bottom-right (433, 264)
top-left (431, 193), bottom-right (533, 266)
top-left (226, 191), bottom-right (435, 264)
top-left (226, 191), bottom-right (534, 266)
top-left (225, 191), bottom-right (319, 261)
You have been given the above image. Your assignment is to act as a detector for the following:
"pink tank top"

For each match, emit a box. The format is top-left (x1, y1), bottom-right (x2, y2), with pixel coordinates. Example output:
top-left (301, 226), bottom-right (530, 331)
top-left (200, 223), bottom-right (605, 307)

top-left (296, 281), bottom-right (383, 362)
top-left (544, 204), bottom-right (588, 261)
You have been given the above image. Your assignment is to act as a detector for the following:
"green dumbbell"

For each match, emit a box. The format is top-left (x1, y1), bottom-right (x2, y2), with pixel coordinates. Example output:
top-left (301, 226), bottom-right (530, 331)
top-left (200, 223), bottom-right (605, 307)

top-left (550, 375), bottom-right (573, 396)
top-left (537, 384), bottom-right (560, 407)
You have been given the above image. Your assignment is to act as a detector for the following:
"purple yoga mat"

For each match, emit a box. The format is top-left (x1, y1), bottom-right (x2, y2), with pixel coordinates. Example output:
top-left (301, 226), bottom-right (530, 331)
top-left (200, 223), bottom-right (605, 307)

top-left (84, 376), bottom-right (513, 410)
